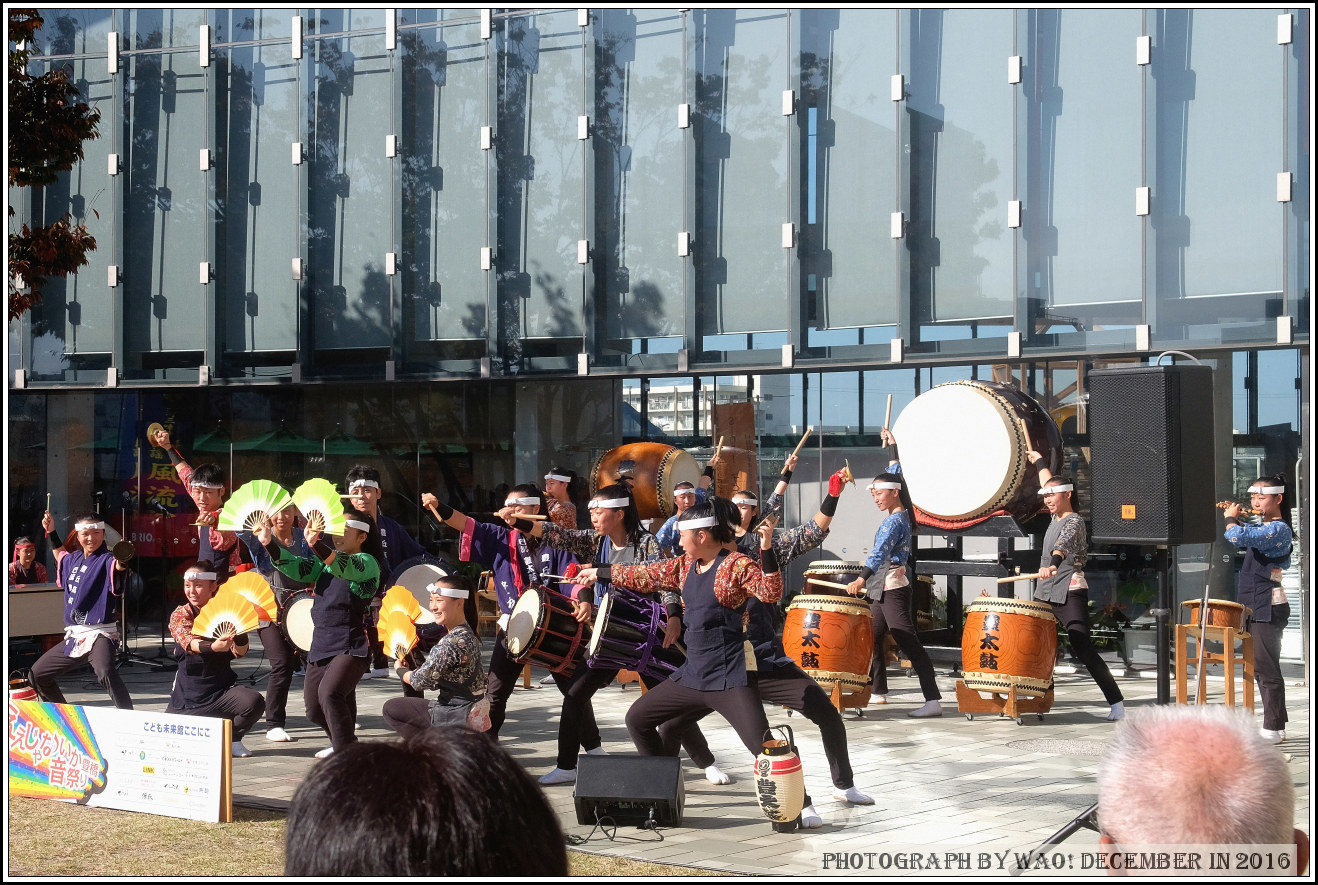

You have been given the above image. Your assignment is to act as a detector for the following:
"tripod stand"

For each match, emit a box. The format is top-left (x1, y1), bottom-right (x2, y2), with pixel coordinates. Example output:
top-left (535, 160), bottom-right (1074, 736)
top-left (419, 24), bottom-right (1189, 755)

top-left (1009, 802), bottom-right (1099, 876)
top-left (115, 564), bottom-right (175, 673)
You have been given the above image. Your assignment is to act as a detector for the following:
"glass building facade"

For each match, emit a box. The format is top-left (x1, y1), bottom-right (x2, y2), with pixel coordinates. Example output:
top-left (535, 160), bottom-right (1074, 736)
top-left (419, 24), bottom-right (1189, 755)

top-left (8, 8), bottom-right (1310, 662)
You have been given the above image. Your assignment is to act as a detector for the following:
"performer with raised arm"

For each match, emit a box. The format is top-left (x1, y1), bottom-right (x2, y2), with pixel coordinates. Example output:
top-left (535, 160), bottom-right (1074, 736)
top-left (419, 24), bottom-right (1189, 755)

top-left (151, 427), bottom-right (245, 581)
top-left (420, 484), bottom-right (579, 744)
top-left (258, 507), bottom-right (381, 757)
top-left (165, 560), bottom-right (266, 757)
top-left (573, 499), bottom-right (783, 770)
top-left (1221, 474), bottom-right (1293, 743)
top-left (654, 452), bottom-right (721, 555)
top-left (1027, 450), bottom-right (1125, 721)
top-left (847, 428), bottom-right (943, 718)
top-left (30, 510), bottom-right (134, 709)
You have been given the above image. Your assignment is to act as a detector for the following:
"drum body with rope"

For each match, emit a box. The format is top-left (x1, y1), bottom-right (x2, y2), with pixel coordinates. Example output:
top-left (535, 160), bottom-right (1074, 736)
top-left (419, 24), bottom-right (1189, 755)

top-left (1181, 599), bottom-right (1248, 630)
top-left (587, 588), bottom-right (686, 681)
top-left (505, 586), bottom-right (586, 675)
top-left (892, 380), bottom-right (1061, 529)
top-left (782, 562), bottom-right (874, 707)
top-left (590, 443), bottom-right (700, 522)
top-left (279, 590), bottom-right (316, 654)
top-left (960, 596), bottom-right (1057, 698)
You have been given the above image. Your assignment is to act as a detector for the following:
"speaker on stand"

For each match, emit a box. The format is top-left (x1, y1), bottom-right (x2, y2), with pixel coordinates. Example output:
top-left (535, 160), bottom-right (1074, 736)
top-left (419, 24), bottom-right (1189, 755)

top-left (573, 754), bottom-right (684, 829)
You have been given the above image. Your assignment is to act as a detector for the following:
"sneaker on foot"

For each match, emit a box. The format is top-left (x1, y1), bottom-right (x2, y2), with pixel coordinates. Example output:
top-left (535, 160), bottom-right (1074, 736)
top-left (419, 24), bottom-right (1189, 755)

top-left (1260, 727), bottom-right (1285, 744)
top-left (704, 764), bottom-right (732, 785)
top-left (315, 746), bottom-right (335, 759)
top-left (908, 699), bottom-right (943, 718)
top-left (834, 786), bottom-right (874, 805)
top-left (231, 740), bottom-right (252, 758)
top-left (539, 767), bottom-right (577, 785)
top-left (800, 804), bottom-right (823, 829)
top-left (586, 746), bottom-right (608, 756)
top-left (1107, 701), bottom-right (1126, 721)
top-left (266, 726), bottom-right (293, 742)
top-left (540, 674), bottom-right (557, 685)
top-left (870, 694), bottom-right (887, 705)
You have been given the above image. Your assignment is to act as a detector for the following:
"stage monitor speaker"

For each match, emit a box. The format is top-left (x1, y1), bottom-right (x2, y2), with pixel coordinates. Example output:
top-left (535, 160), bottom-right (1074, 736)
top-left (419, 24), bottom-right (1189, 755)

top-left (573, 753), bottom-right (684, 827)
top-left (1087, 364), bottom-right (1216, 545)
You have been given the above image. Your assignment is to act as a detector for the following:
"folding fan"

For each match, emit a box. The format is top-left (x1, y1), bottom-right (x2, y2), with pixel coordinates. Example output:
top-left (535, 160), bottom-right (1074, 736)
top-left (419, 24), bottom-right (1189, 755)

top-left (191, 589), bottom-right (262, 639)
top-left (292, 478), bottom-right (348, 535)
top-left (224, 571), bottom-right (278, 622)
top-left (381, 584), bottom-right (423, 623)
top-left (378, 610), bottom-right (418, 661)
top-left (218, 479), bottom-right (293, 533)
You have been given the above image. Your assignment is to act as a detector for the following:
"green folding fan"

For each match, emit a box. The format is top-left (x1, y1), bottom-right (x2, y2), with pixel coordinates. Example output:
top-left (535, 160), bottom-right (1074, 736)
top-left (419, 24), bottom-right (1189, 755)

top-left (292, 478), bottom-right (348, 536)
top-left (218, 479), bottom-right (293, 533)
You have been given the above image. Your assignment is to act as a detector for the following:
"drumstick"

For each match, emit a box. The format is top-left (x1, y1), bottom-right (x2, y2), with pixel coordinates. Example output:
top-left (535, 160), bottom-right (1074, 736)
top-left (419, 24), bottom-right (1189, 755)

top-left (713, 435), bottom-right (724, 459)
top-left (809, 577), bottom-right (857, 592)
top-left (884, 395), bottom-right (893, 430)
top-left (45, 493), bottom-right (51, 513)
top-left (996, 573), bottom-right (1042, 584)
top-left (789, 427), bottom-right (813, 459)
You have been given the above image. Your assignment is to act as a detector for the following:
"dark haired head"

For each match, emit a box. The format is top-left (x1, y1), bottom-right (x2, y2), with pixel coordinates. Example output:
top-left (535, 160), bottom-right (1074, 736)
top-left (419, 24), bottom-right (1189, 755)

top-left (1251, 473), bottom-right (1291, 522)
top-left (591, 483), bottom-right (642, 540)
top-left (681, 498), bottom-right (735, 544)
top-left (189, 463), bottom-right (226, 490)
top-left (345, 465), bottom-right (383, 486)
top-left (507, 482), bottom-right (547, 515)
top-left (429, 573), bottom-right (479, 627)
top-left (14, 536), bottom-right (34, 548)
top-left (181, 558), bottom-right (218, 576)
top-left (1044, 473), bottom-right (1082, 512)
top-left (285, 727), bottom-right (568, 877)
top-left (342, 506), bottom-right (384, 565)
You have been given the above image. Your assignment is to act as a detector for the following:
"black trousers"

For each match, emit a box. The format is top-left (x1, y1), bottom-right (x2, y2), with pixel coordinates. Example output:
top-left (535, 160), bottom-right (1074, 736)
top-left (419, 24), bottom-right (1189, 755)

top-left (167, 685), bottom-right (266, 740)
top-left (755, 668), bottom-right (854, 790)
top-left (1250, 602), bottom-right (1290, 731)
top-left (626, 679), bottom-right (770, 760)
top-left (304, 654), bottom-right (369, 750)
top-left (257, 622), bottom-right (298, 728)
top-left (869, 585), bottom-right (942, 700)
top-left (1050, 588), bottom-right (1124, 705)
top-left (484, 631), bottom-right (525, 738)
top-left (31, 634), bottom-right (134, 710)
top-left (550, 664), bottom-right (614, 769)
top-left (641, 672), bottom-right (721, 769)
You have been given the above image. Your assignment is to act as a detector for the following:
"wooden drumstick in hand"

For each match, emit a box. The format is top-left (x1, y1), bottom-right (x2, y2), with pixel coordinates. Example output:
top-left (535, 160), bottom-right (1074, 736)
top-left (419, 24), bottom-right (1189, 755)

top-left (789, 427), bottom-right (813, 459)
top-left (884, 394), bottom-right (893, 431)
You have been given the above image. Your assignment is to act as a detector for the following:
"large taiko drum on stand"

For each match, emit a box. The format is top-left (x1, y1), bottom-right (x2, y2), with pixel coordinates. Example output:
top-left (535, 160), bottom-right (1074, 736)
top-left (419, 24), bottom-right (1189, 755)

top-left (782, 563), bottom-right (874, 708)
top-left (590, 443), bottom-right (700, 521)
top-left (892, 380), bottom-right (1062, 530)
top-left (505, 586), bottom-right (586, 675)
top-left (960, 596), bottom-right (1057, 698)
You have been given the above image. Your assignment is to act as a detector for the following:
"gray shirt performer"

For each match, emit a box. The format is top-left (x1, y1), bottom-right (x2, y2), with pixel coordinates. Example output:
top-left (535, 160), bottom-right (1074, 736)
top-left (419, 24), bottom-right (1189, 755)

top-left (1028, 450), bottom-right (1125, 721)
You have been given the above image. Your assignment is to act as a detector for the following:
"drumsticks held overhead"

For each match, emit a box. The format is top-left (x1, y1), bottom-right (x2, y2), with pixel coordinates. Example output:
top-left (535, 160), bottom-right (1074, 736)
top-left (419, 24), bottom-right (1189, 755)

top-left (884, 395), bottom-right (893, 431)
top-left (789, 427), bottom-right (813, 459)
top-left (713, 435), bottom-right (725, 460)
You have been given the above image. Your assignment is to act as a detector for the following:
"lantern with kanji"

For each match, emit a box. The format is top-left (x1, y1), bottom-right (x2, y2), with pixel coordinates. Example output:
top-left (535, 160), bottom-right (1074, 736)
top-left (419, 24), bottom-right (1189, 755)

top-left (755, 725), bottom-right (805, 832)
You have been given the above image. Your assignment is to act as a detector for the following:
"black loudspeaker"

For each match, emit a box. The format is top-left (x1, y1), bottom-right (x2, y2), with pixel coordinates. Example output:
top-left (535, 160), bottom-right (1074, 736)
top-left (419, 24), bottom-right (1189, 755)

top-left (573, 754), bottom-right (684, 827)
top-left (1087, 364), bottom-right (1216, 544)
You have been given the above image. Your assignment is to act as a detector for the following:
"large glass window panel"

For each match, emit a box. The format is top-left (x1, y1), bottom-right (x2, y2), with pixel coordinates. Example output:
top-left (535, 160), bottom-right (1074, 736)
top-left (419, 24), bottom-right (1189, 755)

top-left (594, 8), bottom-right (687, 350)
top-left (26, 55), bottom-right (116, 381)
top-left (122, 11), bottom-right (210, 380)
top-left (800, 8), bottom-right (899, 331)
top-left (1152, 9), bottom-right (1285, 337)
top-left (28, 8), bottom-right (115, 57)
top-left (908, 10), bottom-right (1015, 327)
top-left (496, 9), bottom-right (587, 365)
top-left (1027, 10), bottom-right (1143, 332)
top-left (217, 11), bottom-right (302, 373)
top-left (693, 8), bottom-right (790, 339)
top-left (307, 11), bottom-right (393, 358)
top-left (400, 12), bottom-right (489, 368)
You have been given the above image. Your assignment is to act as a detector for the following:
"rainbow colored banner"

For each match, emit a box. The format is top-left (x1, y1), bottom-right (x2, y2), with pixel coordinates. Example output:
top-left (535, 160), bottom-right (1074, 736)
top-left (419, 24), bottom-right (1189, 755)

top-left (7, 699), bottom-right (108, 801)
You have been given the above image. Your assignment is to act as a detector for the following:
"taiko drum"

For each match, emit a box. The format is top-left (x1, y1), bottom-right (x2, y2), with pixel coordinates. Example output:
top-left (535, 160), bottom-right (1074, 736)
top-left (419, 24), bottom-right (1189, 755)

top-left (783, 562), bottom-right (873, 695)
top-left (961, 596), bottom-right (1057, 697)
top-left (1181, 599), bottom-right (1247, 630)
top-left (590, 443), bottom-right (700, 521)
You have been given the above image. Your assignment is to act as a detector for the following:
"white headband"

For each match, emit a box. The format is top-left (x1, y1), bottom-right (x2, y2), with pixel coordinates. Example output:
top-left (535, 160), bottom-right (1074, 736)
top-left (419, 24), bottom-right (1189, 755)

top-left (868, 482), bottom-right (901, 491)
top-left (505, 497), bottom-right (539, 506)
top-left (1039, 484), bottom-right (1074, 495)
top-left (673, 486), bottom-right (697, 497)
top-left (544, 473), bottom-right (571, 483)
top-left (427, 581), bottom-right (469, 599)
top-left (677, 515), bottom-right (717, 531)
top-left (732, 496), bottom-right (758, 505)
top-left (1248, 485), bottom-right (1284, 495)
top-left (345, 518), bottom-right (371, 532)
top-left (348, 479), bottom-right (380, 492)
top-left (589, 497), bottom-right (630, 509)
top-left (189, 480), bottom-right (223, 490)
top-left (184, 570), bottom-right (217, 581)
top-left (74, 521), bottom-right (106, 531)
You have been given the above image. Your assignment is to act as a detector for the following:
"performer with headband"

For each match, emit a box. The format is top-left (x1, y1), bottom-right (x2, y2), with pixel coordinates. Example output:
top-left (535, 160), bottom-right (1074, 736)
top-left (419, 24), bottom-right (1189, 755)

top-left (542, 467), bottom-right (581, 530)
top-left (258, 506), bottom-right (381, 758)
top-left (1028, 450), bottom-right (1124, 721)
top-left (655, 452), bottom-right (722, 555)
top-left (1221, 474), bottom-right (1293, 743)
top-left (9, 536), bottom-right (48, 585)
top-left (846, 429), bottom-right (943, 718)
top-left (30, 511), bottom-right (134, 708)
top-left (238, 503), bottom-right (312, 743)
top-left (345, 465), bottom-right (428, 679)
top-left (165, 560), bottom-right (266, 757)
top-left (383, 574), bottom-right (487, 740)
top-left (572, 499), bottom-right (783, 779)
top-left (521, 486), bottom-right (722, 785)
top-left (152, 428), bottom-right (245, 581)
top-left (421, 484), bottom-right (578, 742)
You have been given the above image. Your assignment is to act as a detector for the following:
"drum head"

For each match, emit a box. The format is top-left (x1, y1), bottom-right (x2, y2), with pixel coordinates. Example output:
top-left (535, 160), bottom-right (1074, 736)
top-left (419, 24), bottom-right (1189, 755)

top-left (893, 382), bottom-right (1022, 521)
top-left (284, 596), bottom-right (316, 652)
top-left (588, 592), bottom-right (615, 659)
top-left (505, 587), bottom-right (543, 655)
top-left (392, 563), bottom-right (449, 625)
